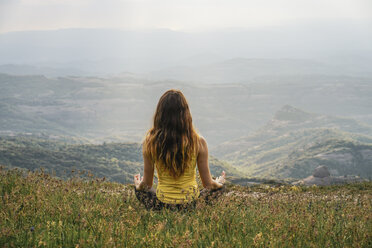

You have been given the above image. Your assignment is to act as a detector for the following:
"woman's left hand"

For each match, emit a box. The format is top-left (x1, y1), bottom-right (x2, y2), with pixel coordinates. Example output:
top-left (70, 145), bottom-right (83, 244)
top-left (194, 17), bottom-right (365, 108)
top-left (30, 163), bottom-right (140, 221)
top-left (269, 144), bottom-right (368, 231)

top-left (134, 173), bottom-right (143, 190)
top-left (215, 171), bottom-right (226, 185)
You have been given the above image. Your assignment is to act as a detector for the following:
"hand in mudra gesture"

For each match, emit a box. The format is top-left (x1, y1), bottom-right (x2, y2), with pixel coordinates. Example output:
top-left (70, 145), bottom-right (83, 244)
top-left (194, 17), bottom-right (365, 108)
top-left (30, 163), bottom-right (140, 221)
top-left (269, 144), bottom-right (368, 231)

top-left (215, 171), bottom-right (226, 185)
top-left (133, 173), bottom-right (143, 190)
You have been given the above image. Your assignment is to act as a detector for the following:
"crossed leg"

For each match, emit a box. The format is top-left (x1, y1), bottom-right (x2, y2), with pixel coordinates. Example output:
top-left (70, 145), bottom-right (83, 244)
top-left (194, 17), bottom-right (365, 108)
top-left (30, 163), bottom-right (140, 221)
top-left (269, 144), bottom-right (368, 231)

top-left (134, 185), bottom-right (226, 210)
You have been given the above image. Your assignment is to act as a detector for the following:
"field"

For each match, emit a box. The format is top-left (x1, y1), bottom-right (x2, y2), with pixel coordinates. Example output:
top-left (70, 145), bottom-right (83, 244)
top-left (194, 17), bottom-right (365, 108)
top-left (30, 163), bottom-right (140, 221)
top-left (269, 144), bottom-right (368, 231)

top-left (1, 168), bottom-right (371, 247)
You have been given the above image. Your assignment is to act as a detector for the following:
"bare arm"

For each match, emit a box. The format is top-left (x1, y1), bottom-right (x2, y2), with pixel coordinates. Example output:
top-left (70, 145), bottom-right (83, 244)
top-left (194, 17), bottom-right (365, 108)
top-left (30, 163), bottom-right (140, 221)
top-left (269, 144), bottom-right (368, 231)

top-left (134, 145), bottom-right (154, 191)
top-left (197, 136), bottom-right (226, 190)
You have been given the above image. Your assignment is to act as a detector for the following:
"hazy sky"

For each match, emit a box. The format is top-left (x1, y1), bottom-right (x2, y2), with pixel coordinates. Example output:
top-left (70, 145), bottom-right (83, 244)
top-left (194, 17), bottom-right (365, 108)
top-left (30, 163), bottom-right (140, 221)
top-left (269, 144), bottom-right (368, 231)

top-left (0, 0), bottom-right (371, 33)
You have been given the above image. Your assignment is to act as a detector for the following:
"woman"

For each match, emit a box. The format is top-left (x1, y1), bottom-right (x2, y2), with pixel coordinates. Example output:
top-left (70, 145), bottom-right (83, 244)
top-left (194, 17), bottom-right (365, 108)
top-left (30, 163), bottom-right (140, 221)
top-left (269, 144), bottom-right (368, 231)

top-left (133, 89), bottom-right (226, 210)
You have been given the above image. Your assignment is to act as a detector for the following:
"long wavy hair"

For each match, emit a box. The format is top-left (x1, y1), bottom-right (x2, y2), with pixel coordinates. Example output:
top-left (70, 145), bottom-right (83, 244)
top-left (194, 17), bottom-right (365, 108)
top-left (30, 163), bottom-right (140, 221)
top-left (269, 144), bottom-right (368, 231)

top-left (143, 89), bottom-right (199, 178)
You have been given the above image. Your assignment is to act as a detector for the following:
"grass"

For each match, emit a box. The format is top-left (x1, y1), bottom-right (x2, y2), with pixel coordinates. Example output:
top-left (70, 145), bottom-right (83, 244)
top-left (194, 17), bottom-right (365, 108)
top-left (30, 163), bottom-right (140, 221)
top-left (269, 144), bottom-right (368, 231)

top-left (1, 167), bottom-right (371, 247)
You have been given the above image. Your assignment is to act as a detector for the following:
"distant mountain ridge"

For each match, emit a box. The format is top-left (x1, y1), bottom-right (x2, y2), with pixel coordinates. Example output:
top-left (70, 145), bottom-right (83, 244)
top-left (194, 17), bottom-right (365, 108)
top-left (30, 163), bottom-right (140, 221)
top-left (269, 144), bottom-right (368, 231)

top-left (148, 58), bottom-right (348, 83)
top-left (0, 64), bottom-right (88, 77)
top-left (1, 27), bottom-right (371, 76)
top-left (211, 105), bottom-right (372, 180)
top-left (1, 57), bottom-right (366, 82)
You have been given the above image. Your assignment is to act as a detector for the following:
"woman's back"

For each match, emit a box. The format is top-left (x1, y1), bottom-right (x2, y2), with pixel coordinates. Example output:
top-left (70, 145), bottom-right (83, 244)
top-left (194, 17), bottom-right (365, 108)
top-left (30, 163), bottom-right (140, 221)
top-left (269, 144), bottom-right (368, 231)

top-left (155, 153), bottom-right (200, 204)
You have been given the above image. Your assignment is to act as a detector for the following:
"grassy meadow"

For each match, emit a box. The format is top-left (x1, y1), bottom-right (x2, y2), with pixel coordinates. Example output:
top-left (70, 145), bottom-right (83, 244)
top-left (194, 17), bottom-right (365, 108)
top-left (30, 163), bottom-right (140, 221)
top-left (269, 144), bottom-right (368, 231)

top-left (1, 167), bottom-right (371, 248)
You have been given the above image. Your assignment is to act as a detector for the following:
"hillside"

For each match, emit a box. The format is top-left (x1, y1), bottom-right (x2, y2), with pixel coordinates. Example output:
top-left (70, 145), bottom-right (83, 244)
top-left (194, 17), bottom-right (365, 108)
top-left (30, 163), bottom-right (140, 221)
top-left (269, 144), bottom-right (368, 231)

top-left (211, 106), bottom-right (372, 180)
top-left (0, 136), bottom-right (242, 184)
top-left (1, 169), bottom-right (371, 247)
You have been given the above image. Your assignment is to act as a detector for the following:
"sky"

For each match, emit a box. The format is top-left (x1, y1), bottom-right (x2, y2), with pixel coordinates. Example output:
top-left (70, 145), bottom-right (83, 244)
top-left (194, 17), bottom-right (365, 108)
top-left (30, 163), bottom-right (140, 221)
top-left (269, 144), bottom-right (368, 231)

top-left (0, 0), bottom-right (371, 33)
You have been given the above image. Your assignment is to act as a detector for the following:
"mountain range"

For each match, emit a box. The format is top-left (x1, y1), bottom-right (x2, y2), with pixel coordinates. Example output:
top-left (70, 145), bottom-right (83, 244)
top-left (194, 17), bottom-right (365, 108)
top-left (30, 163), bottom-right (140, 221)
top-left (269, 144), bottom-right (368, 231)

top-left (1, 73), bottom-right (372, 147)
top-left (0, 27), bottom-right (371, 76)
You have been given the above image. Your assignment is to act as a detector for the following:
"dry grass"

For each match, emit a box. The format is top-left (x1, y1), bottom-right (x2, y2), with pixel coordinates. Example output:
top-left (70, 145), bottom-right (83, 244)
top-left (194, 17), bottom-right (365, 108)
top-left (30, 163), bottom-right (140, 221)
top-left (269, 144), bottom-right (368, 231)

top-left (1, 168), bottom-right (371, 247)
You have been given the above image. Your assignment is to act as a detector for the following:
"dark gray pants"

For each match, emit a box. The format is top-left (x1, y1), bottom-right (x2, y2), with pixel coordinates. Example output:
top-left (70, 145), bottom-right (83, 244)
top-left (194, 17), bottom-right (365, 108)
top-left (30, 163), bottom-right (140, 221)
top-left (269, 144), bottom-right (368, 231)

top-left (134, 186), bottom-right (226, 211)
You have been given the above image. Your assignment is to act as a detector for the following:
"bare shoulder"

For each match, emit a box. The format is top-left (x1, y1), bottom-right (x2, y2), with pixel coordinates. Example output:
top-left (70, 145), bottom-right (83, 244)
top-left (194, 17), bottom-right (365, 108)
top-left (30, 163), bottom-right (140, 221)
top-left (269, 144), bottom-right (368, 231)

top-left (197, 135), bottom-right (207, 146)
top-left (197, 135), bottom-right (208, 155)
top-left (142, 135), bottom-right (150, 155)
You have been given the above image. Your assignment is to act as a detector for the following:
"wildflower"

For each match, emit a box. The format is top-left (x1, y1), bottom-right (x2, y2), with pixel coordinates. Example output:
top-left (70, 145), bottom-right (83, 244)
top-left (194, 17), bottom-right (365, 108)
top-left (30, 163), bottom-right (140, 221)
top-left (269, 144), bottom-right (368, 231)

top-left (291, 186), bottom-right (300, 192)
top-left (38, 240), bottom-right (46, 246)
top-left (253, 232), bottom-right (263, 245)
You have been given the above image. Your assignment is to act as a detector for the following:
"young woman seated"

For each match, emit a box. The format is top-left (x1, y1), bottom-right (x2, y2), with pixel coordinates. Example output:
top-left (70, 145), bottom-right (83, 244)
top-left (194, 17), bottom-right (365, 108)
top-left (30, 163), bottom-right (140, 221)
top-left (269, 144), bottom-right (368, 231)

top-left (133, 89), bottom-right (226, 210)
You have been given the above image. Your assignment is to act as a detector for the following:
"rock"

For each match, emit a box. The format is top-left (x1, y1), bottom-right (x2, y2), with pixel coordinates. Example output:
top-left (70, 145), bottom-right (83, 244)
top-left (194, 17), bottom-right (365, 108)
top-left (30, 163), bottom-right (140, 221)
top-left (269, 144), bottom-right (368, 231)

top-left (313, 165), bottom-right (330, 178)
top-left (301, 175), bottom-right (332, 186)
top-left (293, 163), bottom-right (366, 186)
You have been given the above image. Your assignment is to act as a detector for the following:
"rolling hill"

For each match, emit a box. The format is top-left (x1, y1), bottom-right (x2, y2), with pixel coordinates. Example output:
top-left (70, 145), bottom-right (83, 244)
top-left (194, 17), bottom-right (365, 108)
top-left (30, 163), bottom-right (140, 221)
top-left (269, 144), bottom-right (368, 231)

top-left (211, 105), bottom-right (372, 180)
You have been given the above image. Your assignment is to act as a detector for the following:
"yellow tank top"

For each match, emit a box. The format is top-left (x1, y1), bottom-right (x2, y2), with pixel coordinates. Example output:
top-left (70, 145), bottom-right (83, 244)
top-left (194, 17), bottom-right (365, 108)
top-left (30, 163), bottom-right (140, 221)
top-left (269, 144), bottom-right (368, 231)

top-left (155, 155), bottom-right (200, 204)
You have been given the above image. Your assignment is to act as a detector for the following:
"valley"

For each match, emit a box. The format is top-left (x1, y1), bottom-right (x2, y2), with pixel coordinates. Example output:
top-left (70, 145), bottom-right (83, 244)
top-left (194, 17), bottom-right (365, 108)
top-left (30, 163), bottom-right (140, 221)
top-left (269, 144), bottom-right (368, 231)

top-left (1, 72), bottom-right (371, 182)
